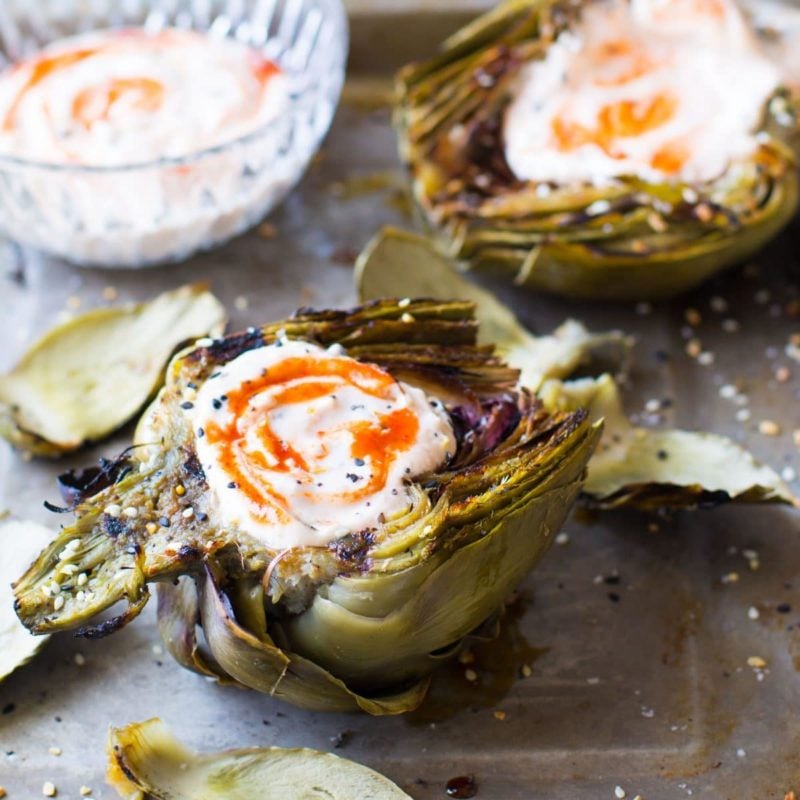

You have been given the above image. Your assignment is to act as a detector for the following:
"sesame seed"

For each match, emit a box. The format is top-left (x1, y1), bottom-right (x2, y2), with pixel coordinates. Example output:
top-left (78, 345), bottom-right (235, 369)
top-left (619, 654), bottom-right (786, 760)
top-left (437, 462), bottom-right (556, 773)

top-left (697, 351), bottom-right (715, 366)
top-left (747, 656), bottom-right (767, 669)
top-left (146, 522), bottom-right (158, 535)
top-left (398, 298), bottom-right (411, 308)
top-left (64, 539), bottom-right (80, 552)
top-left (464, 669), bottom-right (478, 682)
top-left (58, 564), bottom-right (78, 576)
top-left (41, 584), bottom-right (52, 597)
top-left (735, 408), bottom-right (751, 423)
top-left (493, 710), bottom-right (507, 721)
top-left (781, 467), bottom-right (796, 482)
top-left (721, 572), bottom-right (739, 584)
top-left (182, 507), bottom-right (195, 519)
top-left (102, 286), bottom-right (118, 301)
top-left (736, 748), bottom-right (747, 758)
top-left (48, 747), bottom-right (61, 756)
top-left (66, 295), bottom-right (81, 311)
top-left (721, 318), bottom-right (740, 333)
top-left (719, 384), bottom-right (737, 399)
top-left (196, 337), bottom-right (214, 346)
top-left (748, 606), bottom-right (760, 620)
top-left (400, 312), bottom-right (414, 323)
top-left (794, 430), bottom-right (800, 448)
top-left (104, 504), bottom-right (121, 518)
top-left (122, 506), bottom-right (138, 518)
top-left (80, 787), bottom-right (92, 797)
top-left (685, 339), bottom-right (702, 358)
top-left (234, 295), bottom-right (249, 311)
top-left (74, 653), bottom-right (86, 666)
top-left (520, 664), bottom-right (533, 678)
top-left (76, 573), bottom-right (88, 587)
top-left (42, 781), bottom-right (57, 797)
top-left (776, 366), bottom-right (791, 383)
top-left (53, 596), bottom-right (65, 611)
top-left (759, 420), bottom-right (781, 436)
top-left (175, 485), bottom-right (186, 496)
top-left (709, 296), bottom-right (728, 313)
top-left (555, 532), bottom-right (569, 546)
top-left (615, 787), bottom-right (627, 799)
top-left (458, 650), bottom-right (475, 665)
top-left (684, 308), bottom-right (702, 326)
top-left (159, 517), bottom-right (171, 528)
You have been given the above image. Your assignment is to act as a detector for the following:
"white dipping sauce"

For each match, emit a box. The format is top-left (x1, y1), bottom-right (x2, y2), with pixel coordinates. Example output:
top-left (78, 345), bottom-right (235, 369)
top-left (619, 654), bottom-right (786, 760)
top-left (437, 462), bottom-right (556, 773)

top-left (504, 0), bottom-right (781, 185)
top-left (0, 28), bottom-right (288, 166)
top-left (189, 340), bottom-right (456, 549)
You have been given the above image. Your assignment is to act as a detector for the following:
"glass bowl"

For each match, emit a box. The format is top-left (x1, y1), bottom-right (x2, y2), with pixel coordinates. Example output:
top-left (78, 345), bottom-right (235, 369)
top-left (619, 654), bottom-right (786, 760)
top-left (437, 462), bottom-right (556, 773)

top-left (0, 0), bottom-right (348, 268)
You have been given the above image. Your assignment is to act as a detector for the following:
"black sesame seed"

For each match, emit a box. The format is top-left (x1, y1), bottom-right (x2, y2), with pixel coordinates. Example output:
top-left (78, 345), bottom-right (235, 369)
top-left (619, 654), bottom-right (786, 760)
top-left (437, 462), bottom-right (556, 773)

top-left (657, 450), bottom-right (669, 460)
top-left (159, 517), bottom-right (170, 528)
top-left (180, 401), bottom-right (194, 410)
top-left (212, 399), bottom-right (222, 410)
top-left (196, 511), bottom-right (208, 522)
top-left (777, 603), bottom-right (792, 614)
top-left (227, 481), bottom-right (238, 489)
top-left (197, 428), bottom-right (205, 438)
top-left (607, 592), bottom-right (620, 603)
top-left (354, 458), bottom-right (365, 467)
top-left (346, 473), bottom-right (361, 483)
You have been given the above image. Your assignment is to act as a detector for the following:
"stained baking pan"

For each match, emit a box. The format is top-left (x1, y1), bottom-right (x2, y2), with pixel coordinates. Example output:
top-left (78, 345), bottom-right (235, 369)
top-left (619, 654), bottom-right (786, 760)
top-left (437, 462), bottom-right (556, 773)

top-left (1, 2), bottom-right (800, 798)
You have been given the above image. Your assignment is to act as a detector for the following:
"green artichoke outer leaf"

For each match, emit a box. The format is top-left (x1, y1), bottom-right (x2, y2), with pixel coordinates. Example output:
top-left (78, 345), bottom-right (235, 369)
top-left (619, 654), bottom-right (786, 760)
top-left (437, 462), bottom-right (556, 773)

top-left (395, 0), bottom-right (800, 300)
top-left (540, 374), bottom-right (797, 509)
top-left (0, 284), bottom-right (227, 457)
top-left (107, 718), bottom-right (413, 800)
top-left (356, 228), bottom-right (632, 389)
top-left (0, 518), bottom-right (57, 682)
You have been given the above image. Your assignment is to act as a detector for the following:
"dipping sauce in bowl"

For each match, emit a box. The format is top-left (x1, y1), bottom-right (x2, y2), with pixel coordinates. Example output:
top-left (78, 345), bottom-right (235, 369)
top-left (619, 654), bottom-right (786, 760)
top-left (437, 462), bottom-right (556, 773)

top-left (0, 0), bottom-right (348, 268)
top-left (0, 28), bottom-right (289, 166)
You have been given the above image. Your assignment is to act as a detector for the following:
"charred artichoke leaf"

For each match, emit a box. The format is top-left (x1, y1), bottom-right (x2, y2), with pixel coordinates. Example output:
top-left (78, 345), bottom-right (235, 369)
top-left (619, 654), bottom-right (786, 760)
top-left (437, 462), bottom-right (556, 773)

top-left (396, 0), bottom-right (800, 300)
top-left (0, 518), bottom-right (56, 681)
top-left (540, 374), bottom-right (796, 509)
top-left (356, 228), bottom-right (632, 389)
top-left (107, 718), bottom-right (412, 800)
top-left (0, 284), bottom-right (226, 457)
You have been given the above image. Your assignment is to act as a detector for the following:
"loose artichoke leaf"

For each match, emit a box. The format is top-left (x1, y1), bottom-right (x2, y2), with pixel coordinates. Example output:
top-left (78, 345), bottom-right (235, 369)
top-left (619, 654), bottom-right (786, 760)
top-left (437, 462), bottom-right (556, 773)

top-left (0, 519), bottom-right (56, 681)
top-left (0, 284), bottom-right (227, 457)
top-left (107, 718), bottom-right (413, 800)
top-left (355, 227), bottom-right (632, 389)
top-left (540, 375), bottom-right (797, 509)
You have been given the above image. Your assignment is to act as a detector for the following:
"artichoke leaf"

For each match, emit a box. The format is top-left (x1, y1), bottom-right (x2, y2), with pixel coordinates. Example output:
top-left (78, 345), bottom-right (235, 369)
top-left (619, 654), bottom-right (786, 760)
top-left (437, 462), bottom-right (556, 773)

top-left (0, 284), bottom-right (227, 457)
top-left (356, 229), bottom-right (794, 510)
top-left (356, 228), bottom-right (632, 390)
top-left (541, 375), bottom-right (797, 509)
top-left (0, 519), bottom-right (56, 681)
top-left (107, 718), bottom-right (412, 800)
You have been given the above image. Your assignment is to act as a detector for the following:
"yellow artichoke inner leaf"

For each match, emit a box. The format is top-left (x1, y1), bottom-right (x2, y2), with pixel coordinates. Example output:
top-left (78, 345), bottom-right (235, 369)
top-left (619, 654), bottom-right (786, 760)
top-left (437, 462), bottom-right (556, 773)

top-left (107, 718), bottom-right (413, 800)
top-left (541, 375), bottom-right (796, 508)
top-left (0, 518), bottom-right (56, 681)
top-left (356, 228), bottom-right (794, 509)
top-left (355, 227), bottom-right (631, 390)
top-left (0, 284), bottom-right (226, 456)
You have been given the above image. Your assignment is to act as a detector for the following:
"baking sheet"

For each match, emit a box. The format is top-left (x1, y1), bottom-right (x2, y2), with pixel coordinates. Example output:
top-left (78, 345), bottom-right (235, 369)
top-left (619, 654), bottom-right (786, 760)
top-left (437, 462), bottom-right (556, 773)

top-left (2, 3), bottom-right (800, 797)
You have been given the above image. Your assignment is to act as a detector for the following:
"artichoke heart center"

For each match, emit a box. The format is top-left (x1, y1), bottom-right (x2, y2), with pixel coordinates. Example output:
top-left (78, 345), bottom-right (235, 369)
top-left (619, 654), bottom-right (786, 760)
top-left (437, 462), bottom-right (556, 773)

top-left (503, 0), bottom-right (780, 185)
top-left (188, 339), bottom-right (455, 548)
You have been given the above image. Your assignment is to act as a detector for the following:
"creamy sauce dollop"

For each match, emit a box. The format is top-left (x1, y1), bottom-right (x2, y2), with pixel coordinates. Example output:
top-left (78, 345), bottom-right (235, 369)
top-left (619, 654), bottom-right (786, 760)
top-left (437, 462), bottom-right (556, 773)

top-left (503, 0), bottom-right (781, 185)
top-left (0, 28), bottom-right (288, 166)
top-left (189, 340), bottom-right (456, 549)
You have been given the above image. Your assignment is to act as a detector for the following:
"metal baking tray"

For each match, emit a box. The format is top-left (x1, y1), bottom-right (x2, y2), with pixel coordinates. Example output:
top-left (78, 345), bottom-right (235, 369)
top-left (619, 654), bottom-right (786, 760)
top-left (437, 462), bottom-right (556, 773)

top-left (2, 3), bottom-right (800, 797)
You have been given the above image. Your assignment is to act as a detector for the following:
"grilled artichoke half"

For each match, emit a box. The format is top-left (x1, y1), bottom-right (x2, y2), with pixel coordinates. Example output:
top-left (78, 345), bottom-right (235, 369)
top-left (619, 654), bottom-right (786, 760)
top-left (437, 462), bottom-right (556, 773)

top-left (396, 0), bottom-right (800, 300)
top-left (13, 300), bottom-right (601, 714)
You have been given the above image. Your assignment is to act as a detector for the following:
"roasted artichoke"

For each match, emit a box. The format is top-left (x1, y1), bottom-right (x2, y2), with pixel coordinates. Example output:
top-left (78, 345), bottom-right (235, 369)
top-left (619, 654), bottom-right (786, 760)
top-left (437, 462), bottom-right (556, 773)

top-left (396, 0), bottom-right (800, 300)
top-left (14, 300), bottom-right (601, 714)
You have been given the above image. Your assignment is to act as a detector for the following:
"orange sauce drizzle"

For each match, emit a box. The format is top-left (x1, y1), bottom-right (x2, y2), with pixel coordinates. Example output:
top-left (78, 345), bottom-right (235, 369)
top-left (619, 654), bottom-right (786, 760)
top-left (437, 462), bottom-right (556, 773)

top-left (205, 355), bottom-right (422, 524)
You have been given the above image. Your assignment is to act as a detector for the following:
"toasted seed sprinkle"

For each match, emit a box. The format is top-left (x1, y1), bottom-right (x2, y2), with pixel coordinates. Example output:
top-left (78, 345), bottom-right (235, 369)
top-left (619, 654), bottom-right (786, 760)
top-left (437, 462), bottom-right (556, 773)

top-left (48, 747), bottom-right (61, 756)
top-left (759, 420), bottom-right (781, 436)
top-left (76, 572), bottom-right (88, 587)
top-left (464, 668), bottom-right (478, 682)
top-left (555, 532), bottom-right (569, 546)
top-left (736, 748), bottom-right (747, 758)
top-left (719, 384), bottom-right (737, 399)
top-left (104, 504), bottom-right (122, 518)
top-left (520, 664), bottom-right (533, 678)
top-left (48, 581), bottom-right (61, 594)
top-left (76, 590), bottom-right (86, 602)
top-left (42, 781), bottom-right (56, 797)
top-left (175, 485), bottom-right (186, 496)
top-left (721, 572), bottom-right (739, 584)
top-left (493, 710), bottom-right (507, 721)
top-left (79, 788), bottom-right (92, 797)
top-left (400, 312), bottom-right (414, 323)
top-left (684, 308), bottom-right (702, 327)
top-left (145, 522), bottom-right (158, 535)
top-left (122, 506), bottom-right (138, 518)
top-left (398, 297), bottom-right (411, 308)
top-left (58, 564), bottom-right (78, 576)
top-left (74, 653), bottom-right (86, 666)
top-left (646, 212), bottom-right (666, 232)
top-left (458, 650), bottom-right (475, 665)
top-left (776, 366), bottom-right (791, 383)
top-left (748, 606), bottom-right (760, 620)
top-left (685, 339), bottom-right (702, 358)
top-left (41, 584), bottom-right (52, 597)
top-left (615, 787), bottom-right (627, 799)
top-left (53, 596), bottom-right (65, 611)
top-left (747, 656), bottom-right (767, 669)
top-left (587, 677), bottom-right (601, 685)
top-left (64, 539), bottom-right (80, 552)
top-left (182, 507), bottom-right (195, 519)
